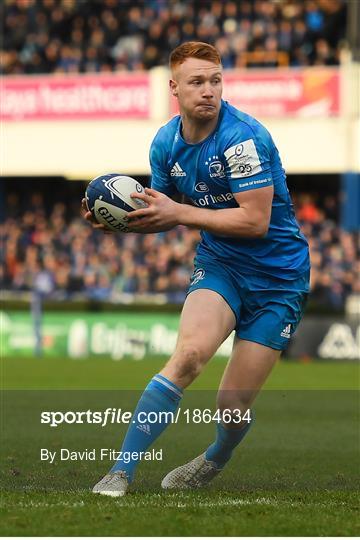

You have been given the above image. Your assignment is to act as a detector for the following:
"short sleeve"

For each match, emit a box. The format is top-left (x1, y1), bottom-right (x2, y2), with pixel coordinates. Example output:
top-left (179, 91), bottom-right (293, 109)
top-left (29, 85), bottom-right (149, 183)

top-left (149, 133), bottom-right (176, 196)
top-left (223, 126), bottom-right (274, 194)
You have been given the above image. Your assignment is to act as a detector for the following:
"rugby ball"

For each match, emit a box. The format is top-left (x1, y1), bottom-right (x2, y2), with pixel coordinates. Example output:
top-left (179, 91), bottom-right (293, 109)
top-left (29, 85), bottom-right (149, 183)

top-left (85, 173), bottom-right (147, 232)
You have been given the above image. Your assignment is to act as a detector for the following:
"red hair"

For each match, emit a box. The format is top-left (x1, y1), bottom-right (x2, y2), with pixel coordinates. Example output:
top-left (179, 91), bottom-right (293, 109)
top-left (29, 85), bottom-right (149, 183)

top-left (170, 42), bottom-right (221, 70)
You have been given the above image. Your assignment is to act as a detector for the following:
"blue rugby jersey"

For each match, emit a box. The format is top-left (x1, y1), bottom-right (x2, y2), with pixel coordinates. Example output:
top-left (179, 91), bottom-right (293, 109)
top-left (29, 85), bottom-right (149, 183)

top-left (150, 100), bottom-right (310, 280)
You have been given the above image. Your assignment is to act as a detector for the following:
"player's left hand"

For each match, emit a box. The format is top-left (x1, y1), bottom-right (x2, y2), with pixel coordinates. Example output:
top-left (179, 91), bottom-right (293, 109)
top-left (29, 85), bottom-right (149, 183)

top-left (81, 198), bottom-right (114, 234)
top-left (127, 188), bottom-right (180, 233)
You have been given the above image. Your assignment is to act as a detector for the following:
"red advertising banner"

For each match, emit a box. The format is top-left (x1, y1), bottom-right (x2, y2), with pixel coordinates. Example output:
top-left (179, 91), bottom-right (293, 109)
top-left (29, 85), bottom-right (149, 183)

top-left (1, 73), bottom-right (150, 121)
top-left (171, 68), bottom-right (340, 118)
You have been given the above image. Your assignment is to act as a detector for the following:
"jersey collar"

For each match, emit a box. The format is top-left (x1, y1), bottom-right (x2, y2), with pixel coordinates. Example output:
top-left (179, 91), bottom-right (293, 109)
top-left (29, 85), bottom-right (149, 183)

top-left (177, 100), bottom-right (226, 147)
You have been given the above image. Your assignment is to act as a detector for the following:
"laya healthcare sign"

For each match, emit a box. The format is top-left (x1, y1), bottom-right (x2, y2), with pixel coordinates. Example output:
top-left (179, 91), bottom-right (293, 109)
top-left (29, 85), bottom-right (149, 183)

top-left (171, 68), bottom-right (341, 117)
top-left (1, 73), bottom-right (150, 120)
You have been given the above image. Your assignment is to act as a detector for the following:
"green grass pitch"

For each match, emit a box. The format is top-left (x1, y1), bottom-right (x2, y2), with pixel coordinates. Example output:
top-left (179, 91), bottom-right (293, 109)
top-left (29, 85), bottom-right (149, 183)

top-left (1, 355), bottom-right (359, 536)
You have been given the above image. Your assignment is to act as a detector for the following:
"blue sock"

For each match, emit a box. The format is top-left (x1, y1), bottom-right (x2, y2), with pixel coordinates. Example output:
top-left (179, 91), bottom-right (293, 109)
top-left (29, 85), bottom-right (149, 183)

top-left (205, 414), bottom-right (254, 469)
top-left (111, 374), bottom-right (183, 481)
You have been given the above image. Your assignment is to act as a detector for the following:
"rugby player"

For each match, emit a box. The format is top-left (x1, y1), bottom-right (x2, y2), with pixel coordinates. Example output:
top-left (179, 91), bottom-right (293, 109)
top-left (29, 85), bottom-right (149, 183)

top-left (85, 42), bottom-right (310, 496)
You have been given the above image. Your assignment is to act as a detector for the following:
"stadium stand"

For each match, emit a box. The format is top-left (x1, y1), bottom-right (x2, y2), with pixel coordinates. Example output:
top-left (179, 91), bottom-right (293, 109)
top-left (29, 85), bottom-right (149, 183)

top-left (1, 0), bottom-right (356, 311)
top-left (1, 190), bottom-right (359, 308)
top-left (1, 0), bottom-right (347, 74)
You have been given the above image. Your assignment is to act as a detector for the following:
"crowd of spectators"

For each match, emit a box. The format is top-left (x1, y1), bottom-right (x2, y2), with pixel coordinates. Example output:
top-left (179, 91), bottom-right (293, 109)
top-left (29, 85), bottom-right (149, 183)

top-left (1, 191), bottom-right (199, 303)
top-left (1, 0), bottom-right (347, 74)
top-left (294, 193), bottom-right (360, 309)
top-left (1, 189), bottom-right (359, 310)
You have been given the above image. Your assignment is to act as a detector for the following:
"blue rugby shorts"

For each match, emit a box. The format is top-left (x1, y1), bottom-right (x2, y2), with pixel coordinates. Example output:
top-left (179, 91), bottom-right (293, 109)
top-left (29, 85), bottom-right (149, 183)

top-left (187, 259), bottom-right (310, 351)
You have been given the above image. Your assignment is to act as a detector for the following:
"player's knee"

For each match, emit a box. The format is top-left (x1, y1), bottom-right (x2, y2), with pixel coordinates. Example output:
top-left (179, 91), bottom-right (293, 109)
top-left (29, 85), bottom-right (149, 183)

top-left (169, 344), bottom-right (205, 380)
top-left (216, 390), bottom-right (252, 417)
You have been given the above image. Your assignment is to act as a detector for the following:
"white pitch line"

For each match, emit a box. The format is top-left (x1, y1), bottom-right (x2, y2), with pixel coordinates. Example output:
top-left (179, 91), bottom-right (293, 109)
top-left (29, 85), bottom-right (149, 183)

top-left (0, 498), bottom-right (350, 510)
top-left (1, 501), bottom-right (86, 509)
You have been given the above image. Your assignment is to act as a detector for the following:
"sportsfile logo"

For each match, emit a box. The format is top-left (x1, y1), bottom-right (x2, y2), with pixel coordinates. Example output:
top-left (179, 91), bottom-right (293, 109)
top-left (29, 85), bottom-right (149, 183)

top-left (170, 162), bottom-right (186, 177)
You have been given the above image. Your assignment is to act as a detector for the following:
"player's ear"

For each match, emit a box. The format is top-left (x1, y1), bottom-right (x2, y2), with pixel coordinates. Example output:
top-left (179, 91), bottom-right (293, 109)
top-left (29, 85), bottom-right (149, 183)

top-left (169, 79), bottom-right (178, 97)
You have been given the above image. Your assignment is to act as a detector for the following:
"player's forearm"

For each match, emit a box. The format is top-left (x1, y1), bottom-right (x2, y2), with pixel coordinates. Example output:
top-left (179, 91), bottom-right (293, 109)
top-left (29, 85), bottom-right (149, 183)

top-left (177, 204), bottom-right (268, 238)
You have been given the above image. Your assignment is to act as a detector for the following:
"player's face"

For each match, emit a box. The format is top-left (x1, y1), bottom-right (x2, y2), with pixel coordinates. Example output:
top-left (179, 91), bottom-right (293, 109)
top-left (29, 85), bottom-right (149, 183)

top-left (170, 58), bottom-right (222, 121)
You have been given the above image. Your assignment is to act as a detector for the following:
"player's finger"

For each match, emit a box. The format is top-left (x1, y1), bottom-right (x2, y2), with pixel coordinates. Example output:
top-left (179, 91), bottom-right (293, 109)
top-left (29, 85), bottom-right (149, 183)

top-left (127, 217), bottom-right (154, 231)
top-left (144, 187), bottom-right (160, 197)
top-left (84, 211), bottom-right (95, 223)
top-left (81, 198), bottom-right (89, 212)
top-left (127, 222), bottom-right (143, 231)
top-left (130, 192), bottom-right (153, 204)
top-left (127, 208), bottom-right (152, 220)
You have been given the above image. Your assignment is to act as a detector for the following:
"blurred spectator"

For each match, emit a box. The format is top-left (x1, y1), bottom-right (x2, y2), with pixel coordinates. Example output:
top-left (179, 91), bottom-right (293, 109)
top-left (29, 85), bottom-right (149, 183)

top-left (1, 0), bottom-right (347, 74)
top-left (296, 193), bottom-right (321, 223)
top-left (1, 188), bottom-right (359, 310)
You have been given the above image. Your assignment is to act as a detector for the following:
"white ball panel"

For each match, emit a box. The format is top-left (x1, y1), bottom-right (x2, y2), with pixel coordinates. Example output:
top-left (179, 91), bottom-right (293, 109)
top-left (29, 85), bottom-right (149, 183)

top-left (104, 176), bottom-right (146, 209)
top-left (94, 200), bottom-right (130, 232)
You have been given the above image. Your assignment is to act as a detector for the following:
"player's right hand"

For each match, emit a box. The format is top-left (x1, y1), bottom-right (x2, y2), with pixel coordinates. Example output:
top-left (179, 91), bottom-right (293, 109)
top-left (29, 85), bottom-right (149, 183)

top-left (81, 198), bottom-right (112, 233)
